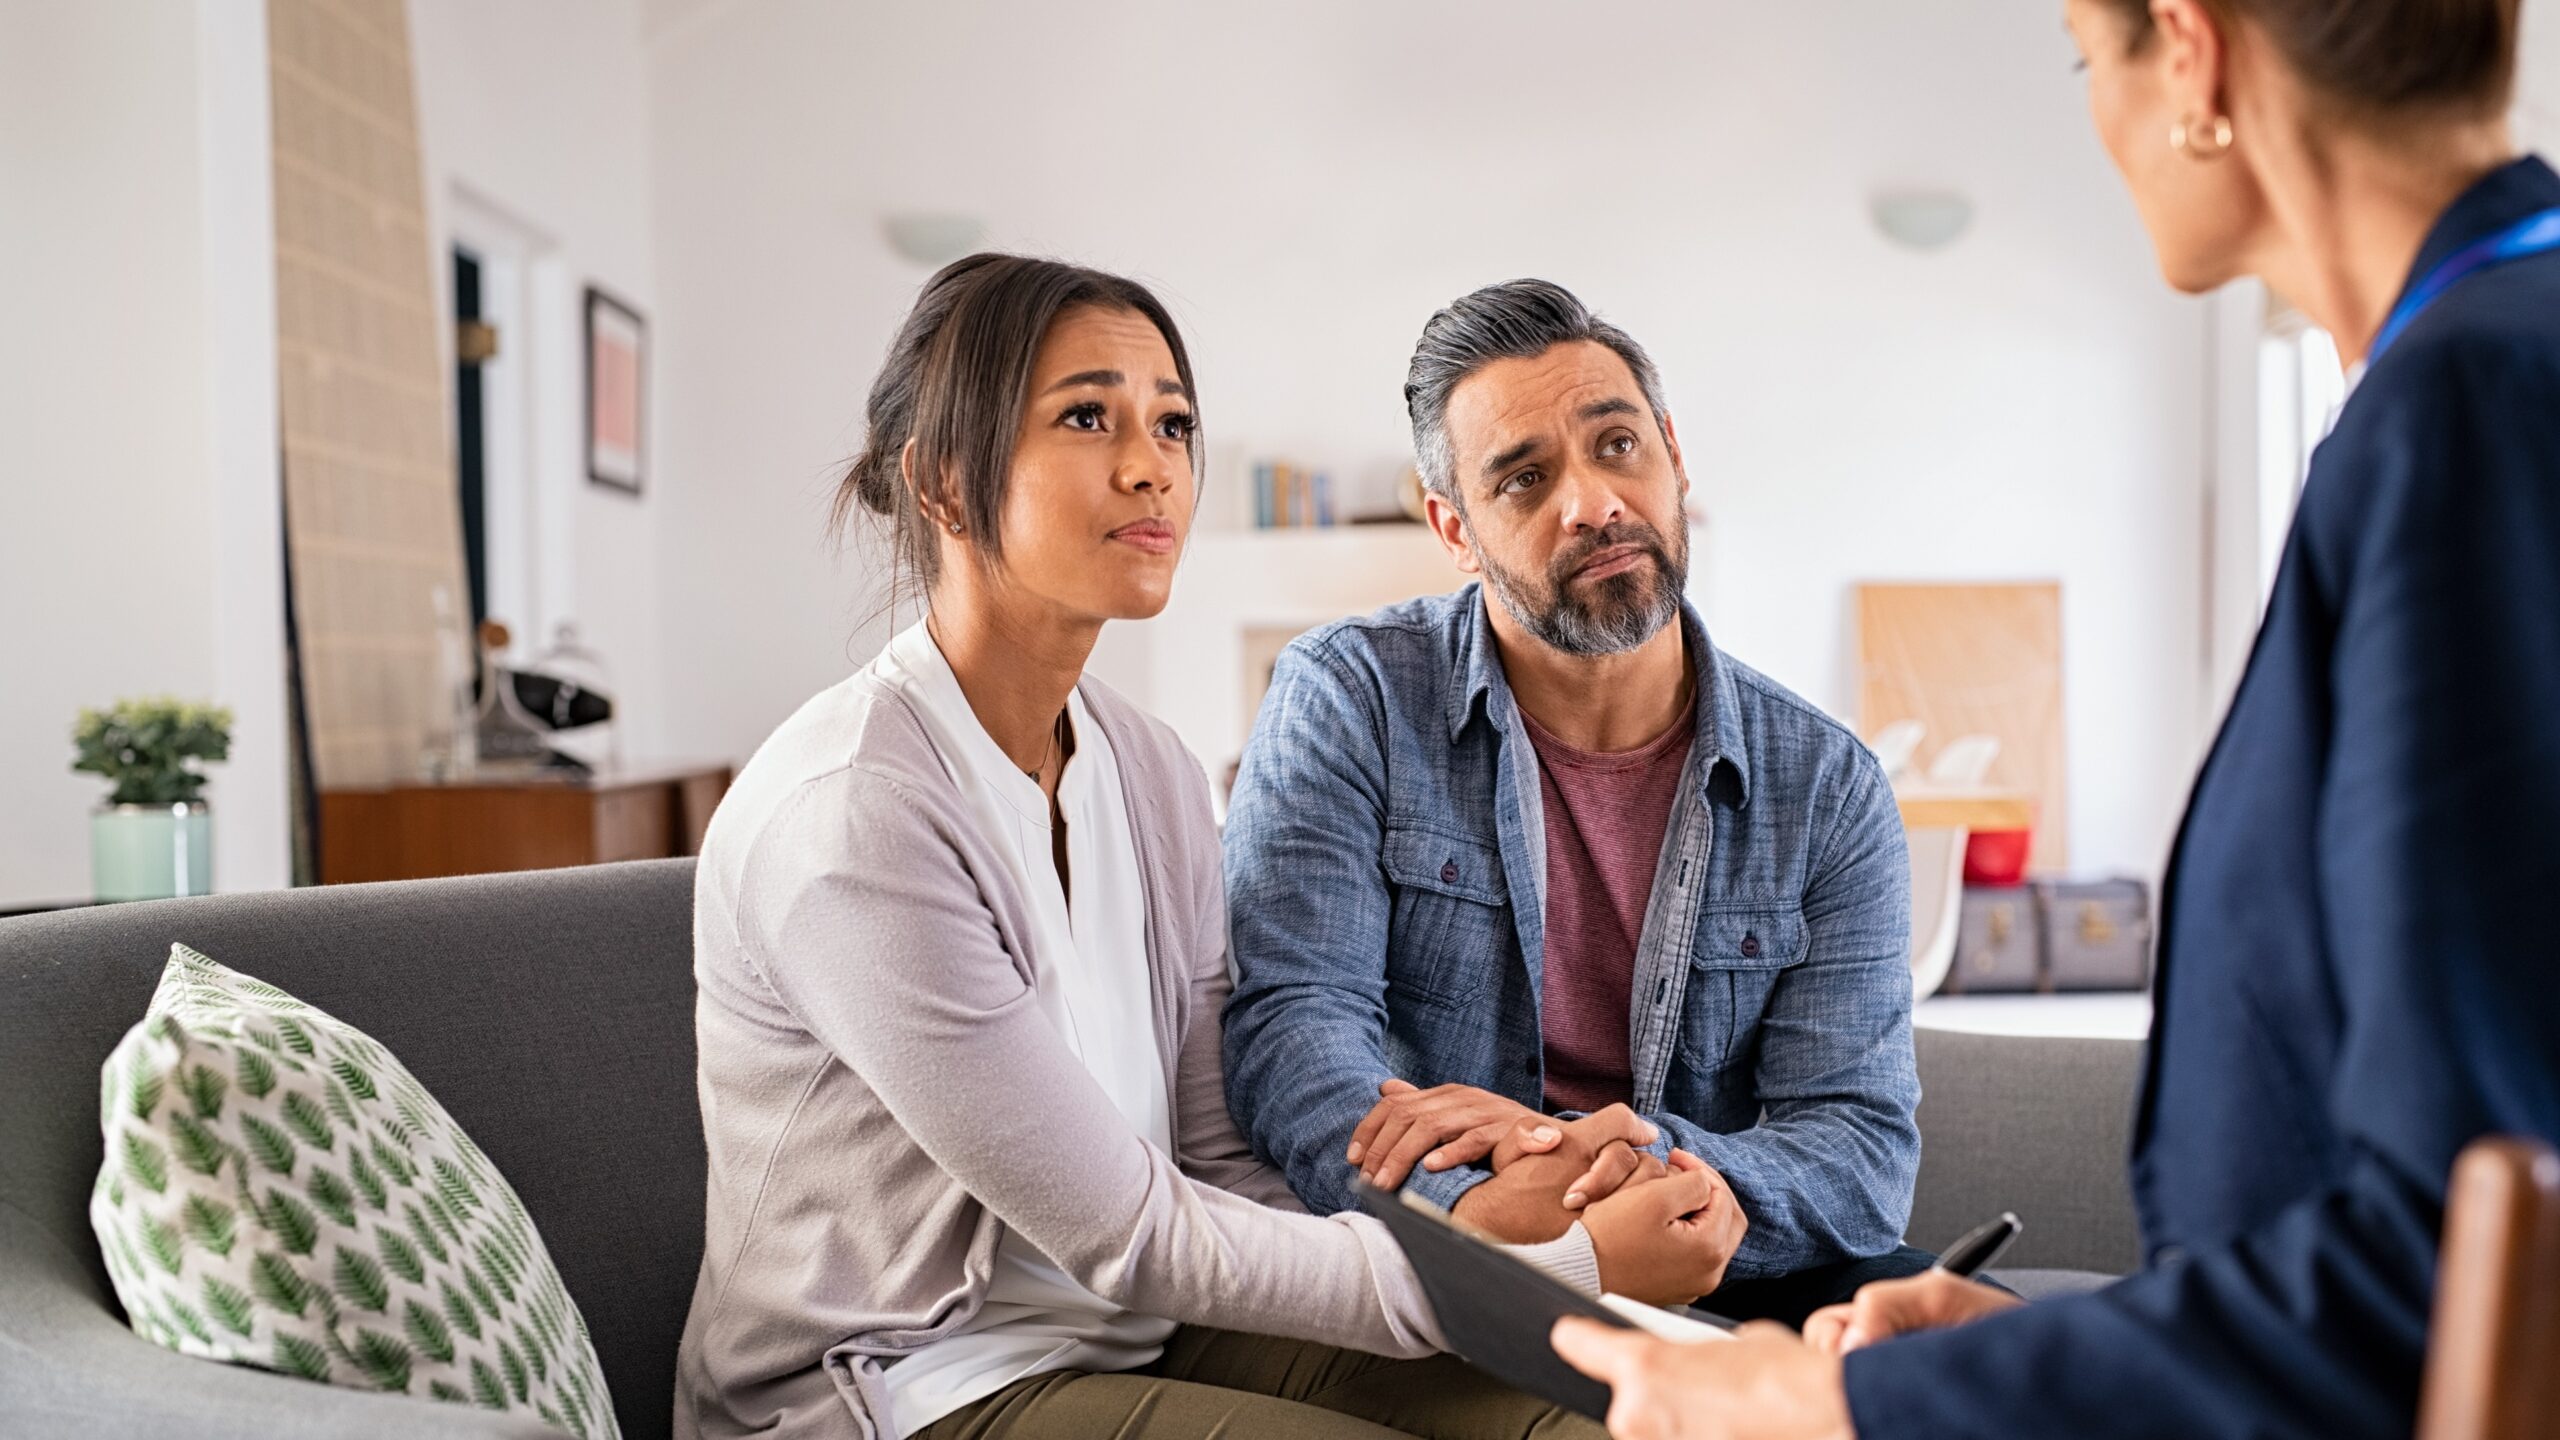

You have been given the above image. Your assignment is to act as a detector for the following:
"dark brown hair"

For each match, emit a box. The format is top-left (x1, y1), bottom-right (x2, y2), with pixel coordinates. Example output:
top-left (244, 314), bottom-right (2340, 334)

top-left (833, 253), bottom-right (1202, 597)
top-left (2093, 0), bottom-right (2523, 115)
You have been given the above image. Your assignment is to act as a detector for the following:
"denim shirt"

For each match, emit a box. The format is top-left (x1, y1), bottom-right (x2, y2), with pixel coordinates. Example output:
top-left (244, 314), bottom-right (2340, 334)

top-left (1222, 584), bottom-right (1919, 1280)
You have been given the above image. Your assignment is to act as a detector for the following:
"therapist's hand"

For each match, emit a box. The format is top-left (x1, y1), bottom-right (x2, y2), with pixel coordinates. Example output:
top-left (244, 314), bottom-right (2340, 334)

top-left (1551, 1318), bottom-right (1854, 1440)
top-left (1800, 1270), bottom-right (2024, 1356)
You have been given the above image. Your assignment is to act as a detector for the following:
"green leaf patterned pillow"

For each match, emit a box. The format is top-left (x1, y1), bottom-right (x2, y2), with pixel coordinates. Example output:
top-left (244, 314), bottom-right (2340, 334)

top-left (91, 944), bottom-right (621, 1438)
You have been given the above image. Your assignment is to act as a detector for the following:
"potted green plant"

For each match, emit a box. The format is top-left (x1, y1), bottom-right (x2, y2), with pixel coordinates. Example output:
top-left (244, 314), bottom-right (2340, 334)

top-left (71, 698), bottom-right (233, 901)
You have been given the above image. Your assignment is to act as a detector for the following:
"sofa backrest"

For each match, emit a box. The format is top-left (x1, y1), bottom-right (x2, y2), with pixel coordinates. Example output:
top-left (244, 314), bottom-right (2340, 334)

top-left (2, 859), bottom-right (2151, 1437)
top-left (1911, 1026), bottom-right (2146, 1275)
top-left (0, 860), bottom-right (703, 1440)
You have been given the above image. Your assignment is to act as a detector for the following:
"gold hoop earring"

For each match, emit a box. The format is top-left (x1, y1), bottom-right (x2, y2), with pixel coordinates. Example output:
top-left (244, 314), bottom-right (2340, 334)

top-left (2171, 114), bottom-right (2234, 161)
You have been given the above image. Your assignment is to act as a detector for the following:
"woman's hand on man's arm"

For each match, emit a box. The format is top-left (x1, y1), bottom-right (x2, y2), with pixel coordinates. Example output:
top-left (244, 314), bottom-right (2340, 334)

top-left (1578, 1149), bottom-right (1748, 1304)
top-left (1427, 1103), bottom-right (1662, 1241)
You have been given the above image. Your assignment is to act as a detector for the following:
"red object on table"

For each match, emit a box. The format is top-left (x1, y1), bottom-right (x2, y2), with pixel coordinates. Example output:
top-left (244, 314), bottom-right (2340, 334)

top-left (1964, 829), bottom-right (2035, 887)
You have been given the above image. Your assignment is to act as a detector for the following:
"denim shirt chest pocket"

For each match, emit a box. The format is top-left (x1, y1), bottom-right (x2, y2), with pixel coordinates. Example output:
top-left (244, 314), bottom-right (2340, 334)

top-left (1680, 905), bottom-right (1809, 1070)
top-left (1379, 826), bottom-right (1507, 1008)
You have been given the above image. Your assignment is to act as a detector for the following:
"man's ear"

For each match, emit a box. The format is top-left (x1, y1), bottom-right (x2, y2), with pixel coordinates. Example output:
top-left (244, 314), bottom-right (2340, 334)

top-left (1661, 411), bottom-right (1690, 503)
top-left (1422, 488), bottom-right (1482, 577)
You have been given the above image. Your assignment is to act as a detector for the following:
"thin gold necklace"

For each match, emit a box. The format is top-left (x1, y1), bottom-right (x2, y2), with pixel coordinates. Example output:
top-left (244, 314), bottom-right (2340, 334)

top-left (1024, 708), bottom-right (1066, 783)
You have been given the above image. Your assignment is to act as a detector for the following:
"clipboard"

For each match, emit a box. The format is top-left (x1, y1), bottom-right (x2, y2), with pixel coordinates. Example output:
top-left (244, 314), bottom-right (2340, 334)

top-left (1353, 1179), bottom-right (1734, 1420)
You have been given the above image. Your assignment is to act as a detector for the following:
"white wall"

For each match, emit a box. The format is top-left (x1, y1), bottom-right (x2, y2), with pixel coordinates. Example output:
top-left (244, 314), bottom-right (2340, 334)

top-left (4, 5), bottom-right (2539, 906)
top-left (0, 0), bottom-right (289, 905)
top-left (2197, 27), bottom-right (2560, 725)
top-left (2523, 2), bottom-right (2560, 148)
top-left (408, 0), bottom-right (665, 758)
top-left (645, 0), bottom-right (2211, 879)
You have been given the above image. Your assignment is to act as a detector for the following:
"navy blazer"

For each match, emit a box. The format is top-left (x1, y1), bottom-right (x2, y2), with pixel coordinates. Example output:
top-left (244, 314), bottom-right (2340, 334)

top-left (1844, 156), bottom-right (2560, 1437)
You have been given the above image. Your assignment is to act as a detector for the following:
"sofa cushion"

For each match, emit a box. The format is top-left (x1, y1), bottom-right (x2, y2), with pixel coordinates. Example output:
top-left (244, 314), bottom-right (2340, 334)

top-left (91, 944), bottom-right (622, 1439)
top-left (1984, 1268), bottom-right (2117, 1302)
top-left (1909, 1028), bottom-right (2144, 1276)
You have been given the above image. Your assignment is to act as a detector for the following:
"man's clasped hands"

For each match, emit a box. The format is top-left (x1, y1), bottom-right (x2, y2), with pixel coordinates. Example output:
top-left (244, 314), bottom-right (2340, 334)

top-left (1346, 1078), bottom-right (1747, 1305)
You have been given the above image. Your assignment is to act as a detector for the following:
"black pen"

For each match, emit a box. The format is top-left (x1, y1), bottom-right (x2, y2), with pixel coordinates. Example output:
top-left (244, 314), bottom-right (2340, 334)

top-left (1933, 1211), bottom-right (2022, 1279)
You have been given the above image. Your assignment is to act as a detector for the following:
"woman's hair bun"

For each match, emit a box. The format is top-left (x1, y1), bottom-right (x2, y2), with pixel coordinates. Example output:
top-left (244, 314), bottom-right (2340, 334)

top-left (849, 444), bottom-right (899, 516)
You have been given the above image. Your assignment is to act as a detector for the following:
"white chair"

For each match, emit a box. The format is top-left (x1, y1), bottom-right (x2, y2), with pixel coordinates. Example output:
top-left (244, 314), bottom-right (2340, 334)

top-left (1867, 719), bottom-right (1925, 783)
top-left (1928, 734), bottom-right (2001, 787)
top-left (1906, 735), bottom-right (2002, 1001)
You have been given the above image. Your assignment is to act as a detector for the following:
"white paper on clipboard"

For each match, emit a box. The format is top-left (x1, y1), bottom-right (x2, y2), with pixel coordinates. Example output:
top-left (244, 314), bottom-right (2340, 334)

top-left (1598, 1293), bottom-right (1737, 1343)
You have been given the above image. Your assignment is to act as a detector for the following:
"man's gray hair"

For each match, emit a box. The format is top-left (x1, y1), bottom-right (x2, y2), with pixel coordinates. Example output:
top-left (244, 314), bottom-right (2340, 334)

top-left (1402, 279), bottom-right (1672, 500)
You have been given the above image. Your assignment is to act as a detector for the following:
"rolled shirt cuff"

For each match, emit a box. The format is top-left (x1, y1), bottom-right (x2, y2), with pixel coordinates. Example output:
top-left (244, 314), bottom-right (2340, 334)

top-left (1401, 1159), bottom-right (1496, 1214)
top-left (1555, 1107), bottom-right (1674, 1164)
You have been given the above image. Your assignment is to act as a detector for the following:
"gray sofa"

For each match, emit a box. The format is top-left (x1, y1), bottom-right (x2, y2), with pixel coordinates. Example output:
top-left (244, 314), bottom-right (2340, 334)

top-left (0, 860), bottom-right (2143, 1440)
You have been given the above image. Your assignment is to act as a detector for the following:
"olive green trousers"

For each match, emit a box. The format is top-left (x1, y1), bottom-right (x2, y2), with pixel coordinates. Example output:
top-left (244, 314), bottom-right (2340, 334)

top-left (913, 1325), bottom-right (1606, 1440)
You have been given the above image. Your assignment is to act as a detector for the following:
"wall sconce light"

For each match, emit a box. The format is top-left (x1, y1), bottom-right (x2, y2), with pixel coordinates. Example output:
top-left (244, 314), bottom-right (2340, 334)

top-left (1870, 191), bottom-right (1975, 252)
top-left (882, 213), bottom-right (988, 267)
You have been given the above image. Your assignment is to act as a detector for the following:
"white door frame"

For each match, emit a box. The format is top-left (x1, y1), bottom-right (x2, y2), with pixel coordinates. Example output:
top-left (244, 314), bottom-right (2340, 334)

top-left (445, 183), bottom-right (568, 659)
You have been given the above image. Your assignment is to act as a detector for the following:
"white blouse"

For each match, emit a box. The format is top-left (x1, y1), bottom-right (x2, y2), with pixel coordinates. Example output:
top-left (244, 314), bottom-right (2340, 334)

top-left (869, 623), bottom-right (1176, 1438)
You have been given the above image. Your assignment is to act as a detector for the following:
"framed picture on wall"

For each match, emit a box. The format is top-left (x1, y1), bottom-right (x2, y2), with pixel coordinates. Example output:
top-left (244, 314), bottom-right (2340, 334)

top-left (585, 285), bottom-right (646, 495)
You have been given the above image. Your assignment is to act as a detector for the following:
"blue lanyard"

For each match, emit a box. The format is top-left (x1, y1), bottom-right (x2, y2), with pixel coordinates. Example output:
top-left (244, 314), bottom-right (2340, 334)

top-left (2369, 206), bottom-right (2560, 365)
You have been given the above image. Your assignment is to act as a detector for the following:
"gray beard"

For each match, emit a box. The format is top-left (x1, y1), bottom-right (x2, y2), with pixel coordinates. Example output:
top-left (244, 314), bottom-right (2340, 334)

top-left (1474, 529), bottom-right (1686, 658)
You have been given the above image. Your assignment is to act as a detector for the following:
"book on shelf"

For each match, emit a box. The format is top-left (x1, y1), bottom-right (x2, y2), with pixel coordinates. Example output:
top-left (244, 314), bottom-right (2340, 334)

top-left (1249, 460), bottom-right (1345, 529)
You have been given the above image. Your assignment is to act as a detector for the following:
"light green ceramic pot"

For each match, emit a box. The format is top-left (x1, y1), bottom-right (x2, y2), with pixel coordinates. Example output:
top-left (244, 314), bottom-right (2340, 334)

top-left (90, 803), bottom-right (212, 902)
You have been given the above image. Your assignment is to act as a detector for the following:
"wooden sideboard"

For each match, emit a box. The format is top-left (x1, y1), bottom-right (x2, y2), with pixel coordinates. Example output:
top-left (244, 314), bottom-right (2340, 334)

top-left (319, 763), bottom-right (731, 884)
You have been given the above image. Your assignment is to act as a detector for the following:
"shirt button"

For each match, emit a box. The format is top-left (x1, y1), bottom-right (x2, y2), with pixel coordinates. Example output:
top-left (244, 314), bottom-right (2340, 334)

top-left (1441, 860), bottom-right (1460, 884)
top-left (1741, 933), bottom-right (1761, 959)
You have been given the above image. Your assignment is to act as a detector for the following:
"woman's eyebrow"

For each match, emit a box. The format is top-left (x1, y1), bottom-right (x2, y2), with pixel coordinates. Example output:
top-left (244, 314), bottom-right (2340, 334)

top-left (1040, 369), bottom-right (1190, 398)
top-left (1042, 368), bottom-right (1123, 393)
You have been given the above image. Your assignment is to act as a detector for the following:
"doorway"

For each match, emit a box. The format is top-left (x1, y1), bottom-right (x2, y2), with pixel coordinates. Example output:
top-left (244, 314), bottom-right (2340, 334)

top-left (444, 184), bottom-right (567, 661)
top-left (453, 245), bottom-right (490, 632)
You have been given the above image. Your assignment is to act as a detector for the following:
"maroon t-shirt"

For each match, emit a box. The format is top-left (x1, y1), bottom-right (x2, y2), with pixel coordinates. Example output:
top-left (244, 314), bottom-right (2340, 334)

top-left (1518, 706), bottom-right (1694, 1114)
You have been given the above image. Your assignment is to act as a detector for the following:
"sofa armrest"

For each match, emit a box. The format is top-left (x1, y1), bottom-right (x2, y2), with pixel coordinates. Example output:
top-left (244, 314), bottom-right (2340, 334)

top-left (1909, 1028), bottom-right (2145, 1276)
top-left (2, 1204), bottom-right (559, 1440)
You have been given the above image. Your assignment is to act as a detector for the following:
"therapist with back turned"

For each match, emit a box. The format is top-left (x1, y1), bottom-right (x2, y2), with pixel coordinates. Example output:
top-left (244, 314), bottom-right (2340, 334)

top-left (1550, 0), bottom-right (2560, 1436)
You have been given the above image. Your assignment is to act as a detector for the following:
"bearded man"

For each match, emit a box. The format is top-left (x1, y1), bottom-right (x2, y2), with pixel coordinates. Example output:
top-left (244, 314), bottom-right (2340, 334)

top-left (1221, 280), bottom-right (1929, 1322)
